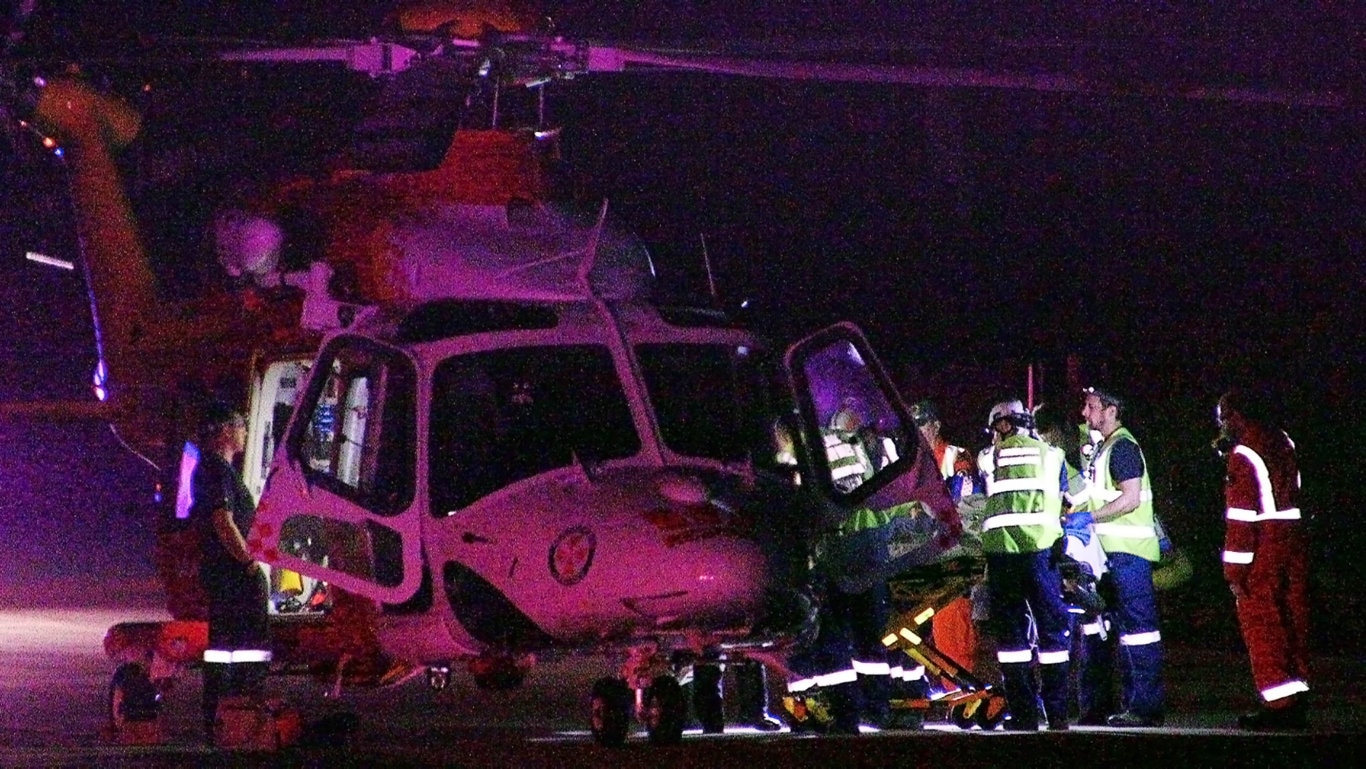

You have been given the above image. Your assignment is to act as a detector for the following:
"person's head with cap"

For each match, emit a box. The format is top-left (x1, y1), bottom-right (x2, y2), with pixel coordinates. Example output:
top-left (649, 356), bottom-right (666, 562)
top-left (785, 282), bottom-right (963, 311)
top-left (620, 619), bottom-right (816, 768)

top-left (198, 399), bottom-right (247, 459)
top-left (910, 400), bottom-right (942, 444)
top-left (1216, 385), bottom-right (1277, 443)
top-left (986, 399), bottom-right (1033, 442)
top-left (1081, 384), bottom-right (1125, 437)
top-left (828, 396), bottom-right (865, 434)
top-left (1034, 402), bottom-right (1081, 467)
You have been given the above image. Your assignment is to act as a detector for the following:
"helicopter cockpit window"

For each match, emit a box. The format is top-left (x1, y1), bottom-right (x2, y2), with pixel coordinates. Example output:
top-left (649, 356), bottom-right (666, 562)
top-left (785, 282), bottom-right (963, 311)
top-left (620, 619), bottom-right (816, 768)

top-left (429, 345), bottom-right (639, 514)
top-left (799, 338), bottom-right (912, 497)
top-left (292, 339), bottom-right (416, 516)
top-left (636, 343), bottom-right (777, 464)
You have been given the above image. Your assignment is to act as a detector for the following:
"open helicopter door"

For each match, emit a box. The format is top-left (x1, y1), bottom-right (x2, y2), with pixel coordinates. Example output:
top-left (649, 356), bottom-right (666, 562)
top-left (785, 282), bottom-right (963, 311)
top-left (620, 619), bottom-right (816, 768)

top-left (783, 322), bottom-right (955, 592)
top-left (242, 355), bottom-right (313, 503)
top-left (248, 335), bottom-right (424, 607)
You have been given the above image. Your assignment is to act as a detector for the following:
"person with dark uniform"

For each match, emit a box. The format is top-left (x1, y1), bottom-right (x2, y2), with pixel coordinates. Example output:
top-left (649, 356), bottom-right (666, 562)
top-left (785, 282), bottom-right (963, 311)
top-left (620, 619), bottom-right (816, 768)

top-left (190, 401), bottom-right (272, 744)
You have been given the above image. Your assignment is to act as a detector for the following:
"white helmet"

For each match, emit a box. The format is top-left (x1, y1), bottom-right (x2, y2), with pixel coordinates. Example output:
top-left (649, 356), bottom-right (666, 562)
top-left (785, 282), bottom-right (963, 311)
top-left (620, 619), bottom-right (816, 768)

top-left (987, 399), bottom-right (1034, 432)
top-left (987, 399), bottom-right (1025, 425)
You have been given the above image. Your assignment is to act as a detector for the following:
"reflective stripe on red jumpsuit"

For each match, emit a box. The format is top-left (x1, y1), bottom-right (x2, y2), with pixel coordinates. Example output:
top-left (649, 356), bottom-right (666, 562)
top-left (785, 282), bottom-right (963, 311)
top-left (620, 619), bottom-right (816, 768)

top-left (1222, 425), bottom-right (1310, 705)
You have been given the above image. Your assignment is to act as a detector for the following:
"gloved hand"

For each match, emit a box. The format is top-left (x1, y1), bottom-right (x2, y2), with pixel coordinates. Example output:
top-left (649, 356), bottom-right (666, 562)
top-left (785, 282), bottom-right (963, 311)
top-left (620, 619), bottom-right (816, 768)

top-left (1224, 563), bottom-right (1249, 600)
top-left (1063, 511), bottom-right (1094, 545)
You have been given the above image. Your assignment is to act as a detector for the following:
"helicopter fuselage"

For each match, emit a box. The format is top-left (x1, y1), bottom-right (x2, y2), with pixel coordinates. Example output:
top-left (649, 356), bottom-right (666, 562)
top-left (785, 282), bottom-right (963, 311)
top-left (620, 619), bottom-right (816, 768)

top-left (245, 199), bottom-right (803, 668)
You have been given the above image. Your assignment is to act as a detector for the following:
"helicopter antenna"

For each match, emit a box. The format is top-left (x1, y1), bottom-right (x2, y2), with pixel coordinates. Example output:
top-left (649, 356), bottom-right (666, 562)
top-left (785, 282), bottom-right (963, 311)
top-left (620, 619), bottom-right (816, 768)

top-left (700, 233), bottom-right (717, 302)
top-left (575, 198), bottom-right (610, 295)
top-left (108, 423), bottom-right (162, 473)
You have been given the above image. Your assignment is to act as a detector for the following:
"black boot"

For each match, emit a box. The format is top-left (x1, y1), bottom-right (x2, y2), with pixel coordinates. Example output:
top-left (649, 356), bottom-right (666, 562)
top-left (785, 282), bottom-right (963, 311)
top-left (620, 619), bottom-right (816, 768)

top-left (734, 662), bottom-right (783, 731)
top-left (1040, 663), bottom-right (1070, 731)
top-left (1238, 698), bottom-right (1308, 731)
top-left (884, 674), bottom-right (926, 730)
top-left (690, 664), bottom-right (725, 734)
top-left (999, 663), bottom-right (1039, 731)
top-left (824, 682), bottom-right (864, 735)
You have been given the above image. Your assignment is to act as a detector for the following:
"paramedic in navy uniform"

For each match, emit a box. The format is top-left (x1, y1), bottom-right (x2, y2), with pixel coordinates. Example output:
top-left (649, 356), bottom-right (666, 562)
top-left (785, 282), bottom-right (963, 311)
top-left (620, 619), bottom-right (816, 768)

top-left (1081, 386), bottom-right (1165, 727)
top-left (191, 401), bottom-right (272, 744)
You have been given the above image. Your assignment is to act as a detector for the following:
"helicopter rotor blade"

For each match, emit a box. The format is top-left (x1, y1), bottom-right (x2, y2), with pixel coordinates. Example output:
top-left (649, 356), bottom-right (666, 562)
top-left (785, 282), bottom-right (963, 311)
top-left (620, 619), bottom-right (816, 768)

top-left (209, 31), bottom-right (1347, 110)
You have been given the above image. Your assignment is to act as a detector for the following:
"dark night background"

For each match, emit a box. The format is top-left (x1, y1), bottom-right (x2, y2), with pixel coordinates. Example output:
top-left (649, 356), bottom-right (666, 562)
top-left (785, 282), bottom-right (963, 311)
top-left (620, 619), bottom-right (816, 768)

top-left (1, 2), bottom-right (1362, 661)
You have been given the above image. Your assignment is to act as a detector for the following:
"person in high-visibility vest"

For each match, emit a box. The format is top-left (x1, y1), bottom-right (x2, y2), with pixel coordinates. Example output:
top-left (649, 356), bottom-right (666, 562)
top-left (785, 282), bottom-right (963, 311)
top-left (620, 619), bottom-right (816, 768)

top-left (1081, 386), bottom-right (1165, 728)
top-left (911, 400), bottom-right (977, 496)
top-left (1217, 388), bottom-right (1310, 730)
top-left (786, 407), bottom-right (958, 733)
top-left (190, 401), bottom-right (272, 744)
top-left (981, 399), bottom-right (1072, 731)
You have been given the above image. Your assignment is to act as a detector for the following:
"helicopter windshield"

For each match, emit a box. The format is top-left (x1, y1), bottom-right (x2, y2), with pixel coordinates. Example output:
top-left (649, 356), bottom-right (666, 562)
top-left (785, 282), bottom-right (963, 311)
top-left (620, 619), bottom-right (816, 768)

top-left (635, 342), bottom-right (780, 465)
top-left (428, 344), bottom-right (639, 514)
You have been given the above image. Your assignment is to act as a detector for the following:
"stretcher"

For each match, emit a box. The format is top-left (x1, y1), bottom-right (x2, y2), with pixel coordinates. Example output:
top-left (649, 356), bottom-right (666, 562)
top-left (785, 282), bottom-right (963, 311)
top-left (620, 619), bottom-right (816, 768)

top-left (881, 553), bottom-right (1008, 729)
top-left (777, 553), bottom-right (1003, 732)
top-left (778, 496), bottom-right (1003, 732)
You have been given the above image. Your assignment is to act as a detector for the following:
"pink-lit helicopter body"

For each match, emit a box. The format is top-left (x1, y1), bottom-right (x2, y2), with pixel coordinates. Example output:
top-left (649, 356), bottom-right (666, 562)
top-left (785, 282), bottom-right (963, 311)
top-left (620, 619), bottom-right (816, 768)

top-left (15, 2), bottom-right (964, 746)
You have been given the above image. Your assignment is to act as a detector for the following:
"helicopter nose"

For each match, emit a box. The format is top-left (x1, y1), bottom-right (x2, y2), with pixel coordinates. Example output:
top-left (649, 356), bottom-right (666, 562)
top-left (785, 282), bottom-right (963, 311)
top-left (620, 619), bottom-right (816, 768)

top-left (687, 537), bottom-right (771, 603)
top-left (622, 537), bottom-right (771, 626)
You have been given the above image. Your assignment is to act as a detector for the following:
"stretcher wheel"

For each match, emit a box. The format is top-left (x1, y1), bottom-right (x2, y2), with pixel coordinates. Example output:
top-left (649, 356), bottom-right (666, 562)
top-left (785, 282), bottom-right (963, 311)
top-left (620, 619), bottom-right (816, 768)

top-left (949, 703), bottom-right (976, 730)
top-left (975, 695), bottom-right (1007, 730)
top-left (642, 675), bottom-right (686, 747)
top-left (589, 677), bottom-right (631, 747)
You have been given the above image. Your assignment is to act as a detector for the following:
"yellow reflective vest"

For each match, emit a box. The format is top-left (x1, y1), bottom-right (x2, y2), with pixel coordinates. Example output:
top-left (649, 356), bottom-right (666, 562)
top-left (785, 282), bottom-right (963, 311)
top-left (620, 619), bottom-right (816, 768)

top-left (983, 433), bottom-right (1064, 554)
top-left (1090, 427), bottom-right (1160, 562)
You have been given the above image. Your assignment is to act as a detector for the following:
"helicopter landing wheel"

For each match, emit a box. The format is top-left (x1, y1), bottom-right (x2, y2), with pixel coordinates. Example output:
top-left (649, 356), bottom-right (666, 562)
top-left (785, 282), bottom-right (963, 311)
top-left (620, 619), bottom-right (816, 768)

top-left (108, 662), bottom-right (161, 742)
top-left (589, 676), bottom-right (631, 747)
top-left (642, 675), bottom-right (686, 747)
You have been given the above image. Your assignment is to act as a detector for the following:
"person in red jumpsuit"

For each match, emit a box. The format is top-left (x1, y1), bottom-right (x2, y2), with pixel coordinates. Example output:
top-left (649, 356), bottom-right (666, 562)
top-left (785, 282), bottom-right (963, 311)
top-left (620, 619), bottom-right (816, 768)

top-left (1216, 388), bottom-right (1310, 730)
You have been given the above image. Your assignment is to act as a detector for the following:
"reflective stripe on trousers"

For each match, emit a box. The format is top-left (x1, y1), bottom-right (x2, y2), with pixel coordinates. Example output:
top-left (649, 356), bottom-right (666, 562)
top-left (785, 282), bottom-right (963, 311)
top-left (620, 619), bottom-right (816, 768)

top-left (203, 648), bottom-right (274, 664)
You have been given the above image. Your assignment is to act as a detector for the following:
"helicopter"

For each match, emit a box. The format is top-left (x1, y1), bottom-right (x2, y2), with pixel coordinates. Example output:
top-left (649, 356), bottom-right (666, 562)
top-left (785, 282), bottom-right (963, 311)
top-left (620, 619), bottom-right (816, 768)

top-left (4, 0), bottom-right (1345, 749)
top-left (1, 0), bottom-right (978, 748)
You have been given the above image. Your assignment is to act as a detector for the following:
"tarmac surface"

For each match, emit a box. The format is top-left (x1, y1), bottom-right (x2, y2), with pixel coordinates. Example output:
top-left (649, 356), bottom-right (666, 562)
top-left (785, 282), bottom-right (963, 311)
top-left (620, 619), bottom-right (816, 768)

top-left (0, 603), bottom-right (1361, 769)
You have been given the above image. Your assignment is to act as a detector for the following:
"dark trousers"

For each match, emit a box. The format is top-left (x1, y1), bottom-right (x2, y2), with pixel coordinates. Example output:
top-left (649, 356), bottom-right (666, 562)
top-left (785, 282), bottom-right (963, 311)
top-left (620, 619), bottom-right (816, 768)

top-left (202, 564), bottom-right (271, 736)
top-left (987, 550), bottom-right (1072, 726)
top-left (1073, 614), bottom-right (1117, 718)
top-left (788, 582), bottom-right (897, 730)
top-left (1107, 552), bottom-right (1164, 718)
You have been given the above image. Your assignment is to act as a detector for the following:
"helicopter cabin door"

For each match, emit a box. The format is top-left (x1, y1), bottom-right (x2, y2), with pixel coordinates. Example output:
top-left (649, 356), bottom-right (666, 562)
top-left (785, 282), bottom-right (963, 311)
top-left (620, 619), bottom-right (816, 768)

top-left (783, 322), bottom-right (954, 592)
top-left (249, 335), bottom-right (424, 606)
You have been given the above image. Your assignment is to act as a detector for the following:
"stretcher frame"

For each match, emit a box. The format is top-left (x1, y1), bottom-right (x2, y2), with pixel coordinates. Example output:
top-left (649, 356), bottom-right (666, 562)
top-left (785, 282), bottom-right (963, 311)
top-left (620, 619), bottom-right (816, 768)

top-left (882, 553), bottom-right (1008, 729)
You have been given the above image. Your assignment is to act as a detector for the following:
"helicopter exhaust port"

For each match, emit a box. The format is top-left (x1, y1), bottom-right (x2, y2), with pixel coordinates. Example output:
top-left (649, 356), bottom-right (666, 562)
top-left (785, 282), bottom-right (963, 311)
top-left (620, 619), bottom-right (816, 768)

top-left (426, 665), bottom-right (452, 692)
